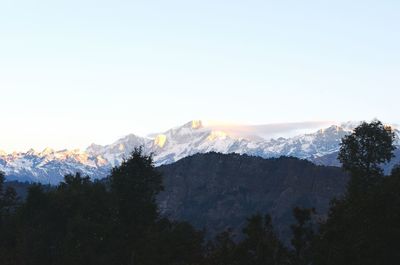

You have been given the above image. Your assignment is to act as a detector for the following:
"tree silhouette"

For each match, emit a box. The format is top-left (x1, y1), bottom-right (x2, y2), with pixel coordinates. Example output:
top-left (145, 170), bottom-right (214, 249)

top-left (237, 214), bottom-right (290, 265)
top-left (0, 172), bottom-right (18, 264)
top-left (290, 207), bottom-right (316, 265)
top-left (205, 229), bottom-right (238, 265)
top-left (338, 120), bottom-right (395, 195)
top-left (314, 120), bottom-right (400, 265)
top-left (108, 147), bottom-right (163, 264)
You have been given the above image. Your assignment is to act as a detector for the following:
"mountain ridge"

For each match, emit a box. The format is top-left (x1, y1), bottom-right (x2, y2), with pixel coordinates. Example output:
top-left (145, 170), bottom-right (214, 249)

top-left (157, 152), bottom-right (349, 240)
top-left (1, 120), bottom-right (398, 183)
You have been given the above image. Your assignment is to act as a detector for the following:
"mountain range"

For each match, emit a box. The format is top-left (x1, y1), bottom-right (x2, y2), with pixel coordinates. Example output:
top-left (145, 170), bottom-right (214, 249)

top-left (5, 153), bottom-right (350, 242)
top-left (1, 120), bottom-right (399, 183)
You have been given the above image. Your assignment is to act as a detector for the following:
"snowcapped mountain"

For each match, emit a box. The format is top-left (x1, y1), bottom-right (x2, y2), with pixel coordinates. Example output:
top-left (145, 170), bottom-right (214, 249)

top-left (1, 120), bottom-right (398, 183)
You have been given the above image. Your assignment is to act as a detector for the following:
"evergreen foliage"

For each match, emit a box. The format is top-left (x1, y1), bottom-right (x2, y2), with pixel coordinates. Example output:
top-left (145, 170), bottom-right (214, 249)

top-left (290, 207), bottom-right (316, 265)
top-left (1, 120), bottom-right (400, 265)
top-left (0, 149), bottom-right (204, 265)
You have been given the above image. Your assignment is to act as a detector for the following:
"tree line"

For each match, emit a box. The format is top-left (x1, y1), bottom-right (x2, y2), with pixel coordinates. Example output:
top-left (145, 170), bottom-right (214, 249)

top-left (0, 120), bottom-right (399, 265)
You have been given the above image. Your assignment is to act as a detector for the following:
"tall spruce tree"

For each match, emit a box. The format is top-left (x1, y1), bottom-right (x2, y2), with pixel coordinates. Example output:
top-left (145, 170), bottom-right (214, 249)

top-left (108, 147), bottom-right (163, 264)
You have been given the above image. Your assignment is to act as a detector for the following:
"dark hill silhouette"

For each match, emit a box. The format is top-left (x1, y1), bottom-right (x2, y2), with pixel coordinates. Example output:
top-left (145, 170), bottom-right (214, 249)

top-left (5, 152), bottom-right (349, 242)
top-left (157, 152), bottom-right (349, 240)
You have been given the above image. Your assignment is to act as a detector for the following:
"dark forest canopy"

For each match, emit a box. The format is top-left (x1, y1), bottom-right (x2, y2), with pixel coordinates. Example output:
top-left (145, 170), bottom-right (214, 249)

top-left (0, 120), bottom-right (399, 265)
top-left (4, 153), bottom-right (350, 243)
top-left (158, 152), bottom-right (348, 241)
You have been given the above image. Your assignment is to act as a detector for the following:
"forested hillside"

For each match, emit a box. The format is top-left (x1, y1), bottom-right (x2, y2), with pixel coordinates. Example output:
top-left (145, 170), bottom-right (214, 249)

top-left (158, 153), bottom-right (348, 240)
top-left (1, 120), bottom-right (399, 265)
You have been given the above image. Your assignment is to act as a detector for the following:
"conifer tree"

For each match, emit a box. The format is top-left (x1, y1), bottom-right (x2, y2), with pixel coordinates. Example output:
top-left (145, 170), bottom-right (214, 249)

top-left (237, 214), bottom-right (290, 265)
top-left (290, 207), bottom-right (316, 265)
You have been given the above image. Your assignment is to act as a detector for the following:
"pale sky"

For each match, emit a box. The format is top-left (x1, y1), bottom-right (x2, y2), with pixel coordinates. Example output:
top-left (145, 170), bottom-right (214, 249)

top-left (0, 0), bottom-right (399, 152)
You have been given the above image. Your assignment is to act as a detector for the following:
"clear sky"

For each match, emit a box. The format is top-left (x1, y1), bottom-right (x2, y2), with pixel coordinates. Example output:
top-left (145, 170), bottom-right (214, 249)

top-left (0, 0), bottom-right (399, 151)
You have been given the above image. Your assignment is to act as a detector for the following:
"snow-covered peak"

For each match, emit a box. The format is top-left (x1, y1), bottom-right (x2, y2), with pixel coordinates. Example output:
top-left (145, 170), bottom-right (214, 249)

top-left (191, 120), bottom-right (203, 129)
top-left (154, 134), bottom-right (167, 148)
top-left (86, 143), bottom-right (104, 154)
top-left (181, 120), bottom-right (203, 130)
top-left (115, 134), bottom-right (146, 145)
top-left (25, 148), bottom-right (37, 156)
top-left (340, 121), bottom-right (362, 131)
top-left (87, 134), bottom-right (149, 155)
top-left (316, 125), bottom-right (348, 135)
top-left (40, 147), bottom-right (55, 156)
top-left (165, 120), bottom-right (206, 134)
top-left (206, 130), bottom-right (229, 141)
top-left (1, 120), bottom-right (398, 184)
